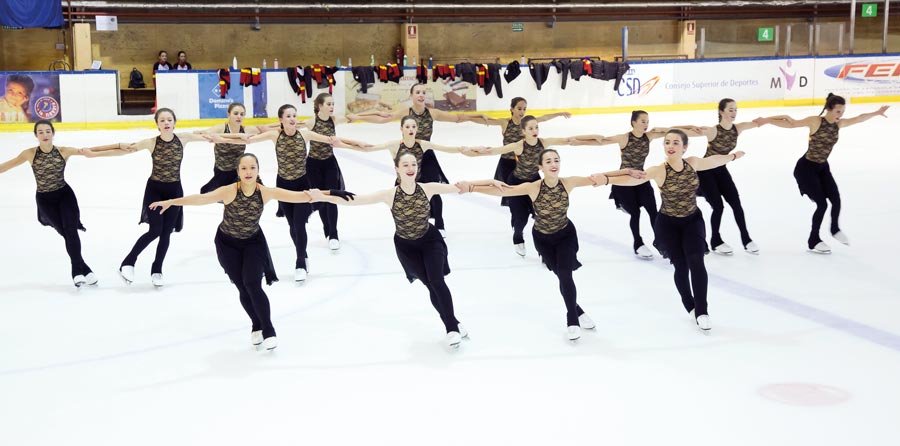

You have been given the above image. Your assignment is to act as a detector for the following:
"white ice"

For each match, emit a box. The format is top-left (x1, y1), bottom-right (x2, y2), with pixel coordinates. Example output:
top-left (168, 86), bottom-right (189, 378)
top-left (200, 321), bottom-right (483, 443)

top-left (2, 105), bottom-right (900, 445)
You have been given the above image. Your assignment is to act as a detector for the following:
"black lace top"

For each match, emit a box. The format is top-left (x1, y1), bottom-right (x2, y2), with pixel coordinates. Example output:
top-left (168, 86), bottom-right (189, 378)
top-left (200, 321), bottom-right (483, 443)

top-left (276, 130), bottom-right (308, 180)
top-left (214, 125), bottom-right (246, 171)
top-left (659, 161), bottom-right (699, 218)
top-left (705, 124), bottom-right (738, 157)
top-left (501, 119), bottom-right (525, 160)
top-left (391, 184), bottom-right (430, 240)
top-left (32, 146), bottom-right (66, 193)
top-left (219, 183), bottom-right (264, 239)
top-left (150, 135), bottom-right (184, 183)
top-left (620, 132), bottom-right (650, 170)
top-left (512, 138), bottom-right (544, 180)
top-left (409, 107), bottom-right (434, 141)
top-left (805, 118), bottom-right (840, 164)
top-left (308, 116), bottom-right (336, 160)
top-left (533, 180), bottom-right (570, 234)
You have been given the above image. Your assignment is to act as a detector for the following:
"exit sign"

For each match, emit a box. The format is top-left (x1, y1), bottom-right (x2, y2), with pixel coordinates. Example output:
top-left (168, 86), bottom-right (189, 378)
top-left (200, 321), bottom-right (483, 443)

top-left (758, 27), bottom-right (774, 42)
top-left (512, 22), bottom-right (524, 32)
top-left (862, 3), bottom-right (878, 17)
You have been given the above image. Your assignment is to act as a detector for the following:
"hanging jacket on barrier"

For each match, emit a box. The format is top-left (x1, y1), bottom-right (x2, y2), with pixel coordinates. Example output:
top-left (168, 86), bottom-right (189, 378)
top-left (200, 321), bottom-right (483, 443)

top-left (217, 68), bottom-right (231, 98)
top-left (287, 66), bottom-right (308, 103)
top-left (590, 60), bottom-right (630, 91)
top-left (239, 67), bottom-right (262, 87)
top-left (504, 60), bottom-right (522, 83)
top-left (416, 64), bottom-right (429, 84)
top-left (432, 64), bottom-right (456, 81)
top-left (456, 63), bottom-right (478, 84)
top-left (377, 63), bottom-right (402, 83)
top-left (352, 66), bottom-right (376, 93)
top-left (483, 63), bottom-right (503, 98)
top-left (551, 59), bottom-right (572, 90)
top-left (311, 64), bottom-right (338, 93)
top-left (529, 62), bottom-right (550, 90)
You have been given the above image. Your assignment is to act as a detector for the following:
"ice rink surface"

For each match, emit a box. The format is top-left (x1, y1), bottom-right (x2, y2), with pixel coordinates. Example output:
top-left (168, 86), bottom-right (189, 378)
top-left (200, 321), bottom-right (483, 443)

top-left (2, 105), bottom-right (899, 445)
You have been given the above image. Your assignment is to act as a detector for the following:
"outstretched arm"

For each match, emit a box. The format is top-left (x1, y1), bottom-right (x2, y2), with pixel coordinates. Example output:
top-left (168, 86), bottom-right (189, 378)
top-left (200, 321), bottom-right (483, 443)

top-left (470, 179), bottom-right (535, 197)
top-left (537, 111), bottom-right (572, 122)
top-left (757, 115), bottom-right (815, 129)
top-left (430, 108), bottom-right (490, 124)
top-left (0, 149), bottom-right (31, 174)
top-left (571, 133), bottom-right (625, 148)
top-left (353, 108), bottom-right (405, 124)
top-left (263, 186), bottom-right (313, 204)
top-left (608, 165), bottom-right (662, 186)
top-left (734, 120), bottom-right (762, 133)
top-left (176, 133), bottom-right (215, 144)
top-left (192, 123), bottom-right (226, 135)
top-left (148, 185), bottom-right (234, 214)
top-left (838, 105), bottom-right (889, 129)
top-left (689, 151), bottom-right (745, 171)
top-left (421, 182), bottom-right (466, 197)
top-left (310, 188), bottom-right (393, 206)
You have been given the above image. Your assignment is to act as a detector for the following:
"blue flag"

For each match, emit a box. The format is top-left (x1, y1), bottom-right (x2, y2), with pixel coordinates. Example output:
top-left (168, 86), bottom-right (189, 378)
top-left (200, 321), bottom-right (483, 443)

top-left (0, 0), bottom-right (64, 28)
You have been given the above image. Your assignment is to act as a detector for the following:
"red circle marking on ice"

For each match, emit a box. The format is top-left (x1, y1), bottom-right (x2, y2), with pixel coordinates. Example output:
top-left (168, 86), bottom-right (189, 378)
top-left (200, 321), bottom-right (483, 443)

top-left (757, 383), bottom-right (851, 406)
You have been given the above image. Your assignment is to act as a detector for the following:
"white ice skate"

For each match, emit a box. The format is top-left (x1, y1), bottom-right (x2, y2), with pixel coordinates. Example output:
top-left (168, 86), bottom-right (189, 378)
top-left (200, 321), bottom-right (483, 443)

top-left (84, 272), bottom-right (98, 286)
top-left (250, 330), bottom-right (263, 348)
top-left (832, 231), bottom-right (850, 246)
top-left (696, 315), bottom-right (712, 334)
top-left (458, 324), bottom-right (469, 339)
top-left (567, 325), bottom-right (581, 341)
top-left (635, 244), bottom-right (654, 260)
top-left (712, 242), bottom-right (734, 256)
top-left (73, 275), bottom-right (86, 288)
top-left (445, 331), bottom-right (462, 348)
top-left (294, 268), bottom-right (307, 284)
top-left (262, 336), bottom-right (278, 351)
top-left (578, 313), bottom-right (596, 330)
top-left (119, 265), bottom-right (135, 284)
top-left (744, 241), bottom-right (760, 255)
top-left (151, 273), bottom-right (165, 288)
top-left (809, 241), bottom-right (832, 254)
top-left (513, 243), bottom-right (526, 257)
top-left (439, 229), bottom-right (447, 238)
top-left (328, 238), bottom-right (341, 251)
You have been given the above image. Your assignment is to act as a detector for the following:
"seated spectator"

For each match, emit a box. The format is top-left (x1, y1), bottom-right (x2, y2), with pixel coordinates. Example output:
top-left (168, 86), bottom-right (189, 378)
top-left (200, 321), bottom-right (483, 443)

top-left (175, 50), bottom-right (192, 70)
top-left (152, 50), bottom-right (172, 86)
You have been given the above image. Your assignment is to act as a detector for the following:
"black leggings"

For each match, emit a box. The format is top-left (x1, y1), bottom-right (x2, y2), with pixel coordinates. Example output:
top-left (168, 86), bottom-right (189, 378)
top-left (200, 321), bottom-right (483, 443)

top-left (698, 165), bottom-right (752, 247)
top-left (123, 180), bottom-right (183, 274)
top-left (36, 186), bottom-right (92, 277)
top-left (656, 212), bottom-right (709, 317)
top-left (277, 175), bottom-right (312, 269)
top-left (507, 173), bottom-right (538, 244)
top-left (555, 268), bottom-right (586, 326)
top-left (611, 183), bottom-right (658, 250)
top-left (306, 157), bottom-right (342, 240)
top-left (216, 230), bottom-right (275, 338)
top-left (794, 157), bottom-right (841, 248)
top-left (395, 229), bottom-right (459, 333)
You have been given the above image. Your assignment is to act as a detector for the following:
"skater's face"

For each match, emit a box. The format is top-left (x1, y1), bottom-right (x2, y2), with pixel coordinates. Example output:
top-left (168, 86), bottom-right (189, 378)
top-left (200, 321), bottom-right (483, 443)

top-left (394, 153), bottom-right (418, 179)
top-left (511, 100), bottom-right (527, 119)
top-left (228, 105), bottom-right (245, 125)
top-left (401, 118), bottom-right (418, 138)
top-left (719, 101), bottom-right (737, 122)
top-left (237, 156), bottom-right (259, 183)
top-left (663, 132), bottom-right (687, 157)
top-left (280, 108), bottom-right (298, 129)
top-left (323, 97), bottom-right (335, 116)
top-left (34, 123), bottom-right (54, 144)
top-left (156, 111), bottom-right (175, 132)
top-left (631, 113), bottom-right (649, 133)
top-left (826, 104), bottom-right (846, 121)
top-left (410, 85), bottom-right (427, 104)
top-left (523, 120), bottom-right (539, 139)
top-left (540, 150), bottom-right (561, 176)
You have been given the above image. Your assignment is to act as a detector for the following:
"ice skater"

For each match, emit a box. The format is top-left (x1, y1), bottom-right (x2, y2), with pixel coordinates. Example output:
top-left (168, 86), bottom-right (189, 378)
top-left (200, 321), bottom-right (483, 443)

top-left (194, 102), bottom-right (266, 193)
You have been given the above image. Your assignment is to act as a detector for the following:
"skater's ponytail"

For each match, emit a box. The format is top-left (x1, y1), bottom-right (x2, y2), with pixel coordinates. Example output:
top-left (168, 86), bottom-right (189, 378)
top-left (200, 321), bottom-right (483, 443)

top-left (820, 93), bottom-right (846, 116)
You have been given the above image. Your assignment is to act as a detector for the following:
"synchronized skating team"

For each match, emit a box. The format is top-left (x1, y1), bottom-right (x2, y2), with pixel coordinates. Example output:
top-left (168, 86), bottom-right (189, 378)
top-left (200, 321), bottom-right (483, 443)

top-left (0, 85), bottom-right (888, 350)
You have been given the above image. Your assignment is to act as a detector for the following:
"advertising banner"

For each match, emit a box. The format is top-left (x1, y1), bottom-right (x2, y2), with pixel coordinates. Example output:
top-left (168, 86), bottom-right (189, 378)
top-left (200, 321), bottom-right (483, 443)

top-left (814, 56), bottom-right (900, 99)
top-left (198, 72), bottom-right (244, 119)
top-left (0, 73), bottom-right (61, 123)
top-left (344, 69), bottom-right (478, 115)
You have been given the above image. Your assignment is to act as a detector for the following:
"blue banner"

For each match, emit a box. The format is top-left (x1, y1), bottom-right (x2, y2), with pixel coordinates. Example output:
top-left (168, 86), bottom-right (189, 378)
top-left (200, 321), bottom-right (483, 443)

top-left (0, 0), bottom-right (64, 28)
top-left (253, 71), bottom-right (268, 118)
top-left (198, 72), bottom-right (243, 119)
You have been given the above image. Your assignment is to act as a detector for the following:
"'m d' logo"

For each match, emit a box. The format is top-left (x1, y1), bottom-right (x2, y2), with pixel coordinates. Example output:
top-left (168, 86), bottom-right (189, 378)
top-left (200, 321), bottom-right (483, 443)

top-left (33, 96), bottom-right (60, 120)
top-left (824, 60), bottom-right (900, 83)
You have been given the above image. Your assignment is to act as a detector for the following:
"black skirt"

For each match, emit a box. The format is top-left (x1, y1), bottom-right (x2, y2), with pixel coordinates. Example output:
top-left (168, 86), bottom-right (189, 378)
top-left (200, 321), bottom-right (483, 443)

top-left (503, 170), bottom-right (539, 208)
top-left (493, 157), bottom-right (517, 182)
top-left (394, 224), bottom-right (450, 283)
top-left (654, 211), bottom-right (707, 262)
top-left (275, 174), bottom-right (312, 218)
top-left (139, 179), bottom-right (184, 232)
top-left (532, 220), bottom-right (582, 273)
top-left (215, 228), bottom-right (278, 285)
top-left (200, 168), bottom-right (239, 194)
top-left (793, 156), bottom-right (832, 198)
top-left (307, 156), bottom-right (345, 213)
top-left (35, 184), bottom-right (86, 235)
top-left (697, 164), bottom-right (732, 200)
top-left (419, 149), bottom-right (449, 184)
top-left (609, 181), bottom-right (655, 212)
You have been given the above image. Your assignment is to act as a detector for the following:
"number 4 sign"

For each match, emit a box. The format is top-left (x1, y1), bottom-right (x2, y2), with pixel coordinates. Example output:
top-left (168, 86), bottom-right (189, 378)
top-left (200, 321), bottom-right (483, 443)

top-left (862, 4), bottom-right (878, 17)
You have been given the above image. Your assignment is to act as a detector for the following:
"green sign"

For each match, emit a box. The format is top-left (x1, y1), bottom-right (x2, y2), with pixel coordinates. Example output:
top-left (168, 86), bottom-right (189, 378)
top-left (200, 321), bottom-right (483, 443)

top-left (512, 22), bottom-right (524, 32)
top-left (862, 3), bottom-right (878, 17)
top-left (757, 27), bottom-right (774, 42)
